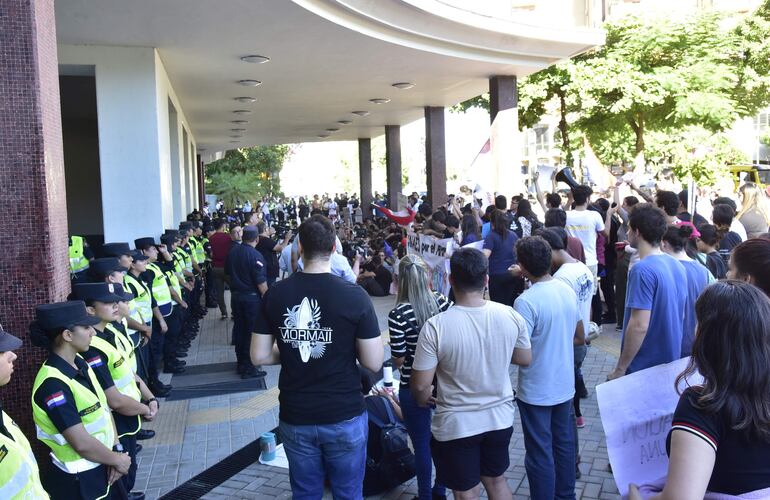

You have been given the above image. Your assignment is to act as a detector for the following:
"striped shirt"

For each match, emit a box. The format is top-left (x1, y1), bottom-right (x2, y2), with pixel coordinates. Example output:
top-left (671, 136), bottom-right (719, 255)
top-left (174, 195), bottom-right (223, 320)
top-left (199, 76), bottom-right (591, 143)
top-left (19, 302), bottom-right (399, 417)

top-left (388, 293), bottom-right (451, 388)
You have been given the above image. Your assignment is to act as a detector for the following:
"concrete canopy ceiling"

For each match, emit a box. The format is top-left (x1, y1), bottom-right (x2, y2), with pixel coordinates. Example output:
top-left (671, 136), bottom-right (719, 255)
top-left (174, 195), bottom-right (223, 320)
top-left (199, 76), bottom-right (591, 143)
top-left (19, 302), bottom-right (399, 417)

top-left (55, 0), bottom-right (603, 154)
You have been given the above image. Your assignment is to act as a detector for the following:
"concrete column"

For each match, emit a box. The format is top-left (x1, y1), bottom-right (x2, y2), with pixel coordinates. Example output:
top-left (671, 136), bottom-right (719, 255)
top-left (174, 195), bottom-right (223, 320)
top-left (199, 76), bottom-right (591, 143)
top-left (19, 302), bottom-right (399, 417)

top-left (489, 75), bottom-right (517, 123)
top-left (488, 75), bottom-right (522, 194)
top-left (358, 138), bottom-right (373, 218)
top-left (385, 125), bottom-right (402, 210)
top-left (425, 107), bottom-right (447, 208)
top-left (0, 0), bottom-right (70, 447)
top-left (197, 154), bottom-right (205, 209)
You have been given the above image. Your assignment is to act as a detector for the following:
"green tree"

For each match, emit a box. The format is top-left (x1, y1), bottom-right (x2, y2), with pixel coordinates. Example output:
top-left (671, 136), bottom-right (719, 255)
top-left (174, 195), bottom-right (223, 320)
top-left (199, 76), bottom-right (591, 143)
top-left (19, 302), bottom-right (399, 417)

top-left (205, 145), bottom-right (291, 208)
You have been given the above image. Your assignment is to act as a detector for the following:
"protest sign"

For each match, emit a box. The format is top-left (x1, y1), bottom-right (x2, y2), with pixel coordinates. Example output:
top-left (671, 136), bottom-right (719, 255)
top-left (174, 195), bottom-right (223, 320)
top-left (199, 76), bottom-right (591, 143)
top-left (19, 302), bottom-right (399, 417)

top-left (596, 357), bottom-right (702, 497)
top-left (406, 232), bottom-right (452, 295)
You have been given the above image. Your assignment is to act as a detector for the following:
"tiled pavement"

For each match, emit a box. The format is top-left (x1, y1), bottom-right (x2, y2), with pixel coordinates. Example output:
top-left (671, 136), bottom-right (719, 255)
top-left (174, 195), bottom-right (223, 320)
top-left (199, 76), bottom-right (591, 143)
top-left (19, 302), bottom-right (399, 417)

top-left (135, 291), bottom-right (623, 499)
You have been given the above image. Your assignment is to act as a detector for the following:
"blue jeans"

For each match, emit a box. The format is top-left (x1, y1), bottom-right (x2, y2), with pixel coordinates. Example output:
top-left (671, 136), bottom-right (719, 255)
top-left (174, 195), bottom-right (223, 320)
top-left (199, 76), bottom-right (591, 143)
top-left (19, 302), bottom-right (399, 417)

top-left (399, 387), bottom-right (445, 499)
top-left (517, 399), bottom-right (576, 500)
top-left (279, 412), bottom-right (368, 499)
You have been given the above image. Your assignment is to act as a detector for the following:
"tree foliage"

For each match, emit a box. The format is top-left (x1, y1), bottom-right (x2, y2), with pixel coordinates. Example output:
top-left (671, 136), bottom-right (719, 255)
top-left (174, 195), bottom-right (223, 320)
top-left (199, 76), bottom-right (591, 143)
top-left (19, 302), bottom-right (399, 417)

top-left (205, 145), bottom-right (291, 208)
top-left (454, 1), bottom-right (770, 184)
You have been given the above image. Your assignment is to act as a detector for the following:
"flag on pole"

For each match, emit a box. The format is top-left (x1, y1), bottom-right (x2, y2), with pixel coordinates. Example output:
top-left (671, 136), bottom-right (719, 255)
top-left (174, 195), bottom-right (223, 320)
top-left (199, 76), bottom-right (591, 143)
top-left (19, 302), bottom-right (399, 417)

top-left (372, 205), bottom-right (416, 226)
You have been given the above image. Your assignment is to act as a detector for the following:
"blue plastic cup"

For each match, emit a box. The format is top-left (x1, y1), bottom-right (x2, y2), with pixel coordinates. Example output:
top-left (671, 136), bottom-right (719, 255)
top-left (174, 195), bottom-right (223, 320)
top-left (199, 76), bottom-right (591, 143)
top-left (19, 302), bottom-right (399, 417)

top-left (259, 432), bottom-right (276, 462)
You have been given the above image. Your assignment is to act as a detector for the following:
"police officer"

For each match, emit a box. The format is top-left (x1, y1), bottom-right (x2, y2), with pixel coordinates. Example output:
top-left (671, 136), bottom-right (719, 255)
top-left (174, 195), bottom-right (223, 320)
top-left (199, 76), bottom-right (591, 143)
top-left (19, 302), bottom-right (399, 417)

top-left (158, 232), bottom-right (188, 373)
top-left (69, 235), bottom-right (94, 284)
top-left (124, 250), bottom-right (159, 393)
top-left (72, 283), bottom-right (157, 500)
top-left (224, 226), bottom-right (268, 379)
top-left (0, 324), bottom-right (48, 499)
top-left (30, 301), bottom-right (131, 500)
top-left (134, 237), bottom-right (178, 392)
top-left (202, 223), bottom-right (218, 309)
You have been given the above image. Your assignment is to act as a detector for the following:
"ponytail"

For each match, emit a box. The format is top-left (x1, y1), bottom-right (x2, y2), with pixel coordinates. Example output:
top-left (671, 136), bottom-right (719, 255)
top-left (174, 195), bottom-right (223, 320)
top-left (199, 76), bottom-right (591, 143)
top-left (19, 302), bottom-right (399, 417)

top-left (29, 321), bottom-right (55, 350)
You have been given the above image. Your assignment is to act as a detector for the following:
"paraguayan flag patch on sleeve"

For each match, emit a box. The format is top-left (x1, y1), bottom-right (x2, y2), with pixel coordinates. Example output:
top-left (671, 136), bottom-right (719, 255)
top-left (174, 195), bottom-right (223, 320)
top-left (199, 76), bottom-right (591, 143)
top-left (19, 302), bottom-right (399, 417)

top-left (45, 391), bottom-right (67, 409)
top-left (86, 355), bottom-right (104, 368)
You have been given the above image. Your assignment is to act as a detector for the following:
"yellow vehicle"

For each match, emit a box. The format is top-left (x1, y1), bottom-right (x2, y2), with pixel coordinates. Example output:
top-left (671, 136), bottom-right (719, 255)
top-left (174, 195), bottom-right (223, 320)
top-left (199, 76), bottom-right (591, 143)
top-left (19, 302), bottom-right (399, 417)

top-left (730, 164), bottom-right (770, 191)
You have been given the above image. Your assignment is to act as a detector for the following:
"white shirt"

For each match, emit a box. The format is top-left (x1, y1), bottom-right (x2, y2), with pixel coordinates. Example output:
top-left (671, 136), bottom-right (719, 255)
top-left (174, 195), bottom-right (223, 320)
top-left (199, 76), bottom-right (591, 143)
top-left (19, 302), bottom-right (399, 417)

top-left (565, 209), bottom-right (605, 267)
top-left (730, 219), bottom-right (747, 242)
top-left (554, 262), bottom-right (595, 334)
top-left (413, 302), bottom-right (530, 441)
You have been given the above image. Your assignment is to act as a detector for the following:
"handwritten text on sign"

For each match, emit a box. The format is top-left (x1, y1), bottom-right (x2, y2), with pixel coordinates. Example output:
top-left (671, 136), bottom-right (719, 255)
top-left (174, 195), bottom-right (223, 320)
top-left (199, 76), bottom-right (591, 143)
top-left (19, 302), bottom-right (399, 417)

top-left (596, 357), bottom-right (702, 496)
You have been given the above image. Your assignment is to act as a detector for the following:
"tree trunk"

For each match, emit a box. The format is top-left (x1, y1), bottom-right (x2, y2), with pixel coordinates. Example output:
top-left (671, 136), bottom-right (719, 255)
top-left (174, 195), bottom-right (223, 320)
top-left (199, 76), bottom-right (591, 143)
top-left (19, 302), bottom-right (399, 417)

top-left (558, 92), bottom-right (573, 167)
top-left (628, 115), bottom-right (645, 175)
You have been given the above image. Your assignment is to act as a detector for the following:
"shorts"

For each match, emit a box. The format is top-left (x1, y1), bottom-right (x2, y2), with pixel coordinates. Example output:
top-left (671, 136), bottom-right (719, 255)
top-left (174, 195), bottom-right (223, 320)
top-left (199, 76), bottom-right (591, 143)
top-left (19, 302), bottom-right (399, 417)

top-left (430, 426), bottom-right (513, 491)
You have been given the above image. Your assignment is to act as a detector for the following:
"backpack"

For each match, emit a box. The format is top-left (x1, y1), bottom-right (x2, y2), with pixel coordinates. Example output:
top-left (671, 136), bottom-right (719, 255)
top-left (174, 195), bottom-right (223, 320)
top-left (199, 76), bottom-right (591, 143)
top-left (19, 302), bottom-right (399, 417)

top-left (363, 396), bottom-right (416, 496)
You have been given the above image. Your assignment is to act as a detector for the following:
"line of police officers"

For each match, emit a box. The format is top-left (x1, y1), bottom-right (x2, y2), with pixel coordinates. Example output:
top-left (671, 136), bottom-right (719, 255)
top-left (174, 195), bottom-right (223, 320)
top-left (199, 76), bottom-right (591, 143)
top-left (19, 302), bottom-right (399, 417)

top-left (0, 221), bottom-right (212, 499)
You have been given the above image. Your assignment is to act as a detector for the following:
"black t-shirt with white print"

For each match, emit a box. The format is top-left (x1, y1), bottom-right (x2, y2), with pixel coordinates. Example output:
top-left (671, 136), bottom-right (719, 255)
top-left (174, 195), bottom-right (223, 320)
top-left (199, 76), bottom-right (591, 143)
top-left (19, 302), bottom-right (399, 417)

top-left (260, 272), bottom-right (381, 425)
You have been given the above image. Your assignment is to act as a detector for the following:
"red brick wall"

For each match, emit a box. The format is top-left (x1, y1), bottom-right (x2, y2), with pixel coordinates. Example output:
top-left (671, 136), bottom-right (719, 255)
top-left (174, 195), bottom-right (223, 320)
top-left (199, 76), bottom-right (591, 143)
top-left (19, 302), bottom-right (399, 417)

top-left (0, 0), bottom-right (70, 453)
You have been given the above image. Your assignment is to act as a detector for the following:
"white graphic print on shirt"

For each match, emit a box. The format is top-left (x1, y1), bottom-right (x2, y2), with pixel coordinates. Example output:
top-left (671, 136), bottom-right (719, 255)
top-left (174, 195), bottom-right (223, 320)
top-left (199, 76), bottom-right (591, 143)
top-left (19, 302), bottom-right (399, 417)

top-left (280, 297), bottom-right (332, 362)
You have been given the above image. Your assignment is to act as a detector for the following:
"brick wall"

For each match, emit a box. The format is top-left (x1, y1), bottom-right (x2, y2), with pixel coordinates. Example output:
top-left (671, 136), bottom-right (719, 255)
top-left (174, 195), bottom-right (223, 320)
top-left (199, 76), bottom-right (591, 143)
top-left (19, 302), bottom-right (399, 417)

top-left (0, 0), bottom-right (70, 456)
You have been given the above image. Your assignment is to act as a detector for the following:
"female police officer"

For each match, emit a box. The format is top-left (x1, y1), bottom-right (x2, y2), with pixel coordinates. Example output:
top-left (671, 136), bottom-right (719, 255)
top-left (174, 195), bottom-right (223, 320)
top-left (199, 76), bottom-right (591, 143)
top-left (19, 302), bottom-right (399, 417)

top-left (0, 324), bottom-right (47, 498)
top-left (30, 300), bottom-right (131, 500)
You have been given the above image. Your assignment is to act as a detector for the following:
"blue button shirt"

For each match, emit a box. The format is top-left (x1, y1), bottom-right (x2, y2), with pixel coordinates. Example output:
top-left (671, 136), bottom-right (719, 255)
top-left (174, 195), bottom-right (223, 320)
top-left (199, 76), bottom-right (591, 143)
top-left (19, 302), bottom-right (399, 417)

top-left (225, 243), bottom-right (267, 293)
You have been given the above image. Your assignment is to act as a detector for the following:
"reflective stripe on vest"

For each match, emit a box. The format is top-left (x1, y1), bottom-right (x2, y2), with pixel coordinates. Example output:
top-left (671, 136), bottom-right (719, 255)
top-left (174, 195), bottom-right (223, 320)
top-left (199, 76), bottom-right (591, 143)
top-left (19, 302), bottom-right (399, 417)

top-left (109, 320), bottom-right (138, 374)
top-left (68, 236), bottom-right (89, 274)
top-left (146, 263), bottom-right (172, 307)
top-left (0, 411), bottom-right (48, 499)
top-left (90, 330), bottom-right (141, 437)
top-left (124, 273), bottom-right (152, 323)
top-left (175, 248), bottom-right (192, 273)
top-left (32, 364), bottom-right (114, 477)
top-left (190, 236), bottom-right (205, 264)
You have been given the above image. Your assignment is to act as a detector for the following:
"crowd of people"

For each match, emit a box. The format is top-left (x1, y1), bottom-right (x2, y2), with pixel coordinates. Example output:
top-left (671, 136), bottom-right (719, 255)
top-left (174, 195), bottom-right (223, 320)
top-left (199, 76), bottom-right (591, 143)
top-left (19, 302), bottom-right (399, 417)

top-left (3, 171), bottom-right (770, 499)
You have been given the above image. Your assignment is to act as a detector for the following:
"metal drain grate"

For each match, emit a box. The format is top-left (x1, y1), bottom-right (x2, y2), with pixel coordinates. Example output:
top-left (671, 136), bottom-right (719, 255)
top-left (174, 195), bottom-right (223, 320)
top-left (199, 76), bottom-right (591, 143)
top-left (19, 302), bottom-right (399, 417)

top-left (159, 427), bottom-right (280, 499)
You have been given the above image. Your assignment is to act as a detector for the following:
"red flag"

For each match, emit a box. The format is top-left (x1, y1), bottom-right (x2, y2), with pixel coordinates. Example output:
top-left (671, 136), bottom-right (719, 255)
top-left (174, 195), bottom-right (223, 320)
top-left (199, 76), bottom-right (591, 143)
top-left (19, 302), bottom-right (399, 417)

top-left (373, 205), bottom-right (416, 226)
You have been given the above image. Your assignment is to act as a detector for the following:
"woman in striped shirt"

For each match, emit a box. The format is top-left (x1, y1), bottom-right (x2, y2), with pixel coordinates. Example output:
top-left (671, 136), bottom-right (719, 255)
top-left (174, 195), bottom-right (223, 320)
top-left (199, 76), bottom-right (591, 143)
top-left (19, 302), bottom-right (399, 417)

top-left (389, 255), bottom-right (451, 500)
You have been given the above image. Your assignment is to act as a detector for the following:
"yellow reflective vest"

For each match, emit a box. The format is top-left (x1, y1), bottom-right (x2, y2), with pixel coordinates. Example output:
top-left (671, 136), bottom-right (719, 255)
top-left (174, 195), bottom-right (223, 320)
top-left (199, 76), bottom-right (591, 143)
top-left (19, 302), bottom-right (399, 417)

top-left (0, 410), bottom-right (48, 499)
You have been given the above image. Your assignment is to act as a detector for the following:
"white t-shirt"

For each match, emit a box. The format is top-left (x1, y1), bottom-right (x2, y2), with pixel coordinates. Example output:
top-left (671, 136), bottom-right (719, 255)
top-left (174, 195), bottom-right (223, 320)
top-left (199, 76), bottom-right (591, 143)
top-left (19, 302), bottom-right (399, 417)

top-left (412, 301), bottom-right (530, 442)
top-left (513, 279), bottom-right (579, 406)
top-left (554, 261), bottom-right (595, 334)
top-left (565, 209), bottom-right (605, 267)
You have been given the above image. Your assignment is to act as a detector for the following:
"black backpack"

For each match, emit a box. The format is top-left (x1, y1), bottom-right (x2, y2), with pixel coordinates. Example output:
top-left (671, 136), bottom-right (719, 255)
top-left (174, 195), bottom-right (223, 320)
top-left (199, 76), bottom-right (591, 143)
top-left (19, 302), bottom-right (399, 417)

top-left (363, 396), bottom-right (416, 495)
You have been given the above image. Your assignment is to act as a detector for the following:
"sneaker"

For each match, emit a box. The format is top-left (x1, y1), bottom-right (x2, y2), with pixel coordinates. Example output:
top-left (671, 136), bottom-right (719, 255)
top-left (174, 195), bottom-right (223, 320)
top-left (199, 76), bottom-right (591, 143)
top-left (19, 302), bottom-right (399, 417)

top-left (576, 416), bottom-right (586, 428)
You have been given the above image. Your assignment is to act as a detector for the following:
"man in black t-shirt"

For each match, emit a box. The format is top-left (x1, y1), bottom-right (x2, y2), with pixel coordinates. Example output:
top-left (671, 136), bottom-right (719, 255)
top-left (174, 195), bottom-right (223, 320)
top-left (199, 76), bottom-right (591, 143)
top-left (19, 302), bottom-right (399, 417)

top-left (252, 214), bottom-right (383, 499)
top-left (255, 221), bottom-right (292, 286)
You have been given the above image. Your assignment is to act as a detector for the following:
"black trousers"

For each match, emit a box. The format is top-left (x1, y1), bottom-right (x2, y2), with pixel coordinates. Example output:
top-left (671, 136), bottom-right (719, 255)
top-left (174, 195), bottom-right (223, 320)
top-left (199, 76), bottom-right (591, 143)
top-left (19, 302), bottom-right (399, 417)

top-left (119, 434), bottom-right (138, 493)
top-left (488, 273), bottom-right (524, 307)
top-left (231, 293), bottom-right (263, 370)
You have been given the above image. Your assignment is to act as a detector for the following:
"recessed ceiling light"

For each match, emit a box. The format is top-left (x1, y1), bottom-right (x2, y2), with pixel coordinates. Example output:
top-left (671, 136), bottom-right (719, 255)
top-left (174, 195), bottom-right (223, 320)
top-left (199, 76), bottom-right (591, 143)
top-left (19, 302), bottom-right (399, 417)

top-left (231, 119), bottom-right (249, 124)
top-left (199, 148), bottom-right (207, 152)
top-left (317, 134), bottom-right (330, 138)
top-left (234, 96), bottom-right (257, 103)
top-left (326, 128), bottom-right (340, 132)
top-left (369, 98), bottom-right (391, 104)
top-left (337, 120), bottom-right (352, 125)
top-left (232, 110), bottom-right (252, 115)
top-left (237, 80), bottom-right (262, 87)
top-left (392, 82), bottom-right (415, 90)
top-left (351, 111), bottom-right (370, 117)
top-left (230, 135), bottom-right (242, 138)
top-left (230, 128), bottom-right (246, 132)
top-left (229, 140), bottom-right (241, 143)
top-left (240, 55), bottom-right (270, 64)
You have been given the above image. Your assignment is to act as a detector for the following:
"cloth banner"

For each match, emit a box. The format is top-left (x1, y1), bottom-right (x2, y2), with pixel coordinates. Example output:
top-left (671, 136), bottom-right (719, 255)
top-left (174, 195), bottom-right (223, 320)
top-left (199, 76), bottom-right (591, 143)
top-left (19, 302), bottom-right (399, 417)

top-left (406, 232), bottom-right (453, 296)
top-left (596, 357), bottom-right (702, 497)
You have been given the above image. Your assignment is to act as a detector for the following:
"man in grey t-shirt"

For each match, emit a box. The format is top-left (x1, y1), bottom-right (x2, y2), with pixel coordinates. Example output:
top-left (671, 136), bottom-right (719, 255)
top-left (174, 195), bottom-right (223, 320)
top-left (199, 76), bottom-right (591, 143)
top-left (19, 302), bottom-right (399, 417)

top-left (412, 248), bottom-right (531, 498)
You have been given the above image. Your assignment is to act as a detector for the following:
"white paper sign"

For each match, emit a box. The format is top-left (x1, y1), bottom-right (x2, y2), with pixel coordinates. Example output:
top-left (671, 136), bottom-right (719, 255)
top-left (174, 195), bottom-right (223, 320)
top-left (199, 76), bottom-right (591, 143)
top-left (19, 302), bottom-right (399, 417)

top-left (596, 357), bottom-right (702, 497)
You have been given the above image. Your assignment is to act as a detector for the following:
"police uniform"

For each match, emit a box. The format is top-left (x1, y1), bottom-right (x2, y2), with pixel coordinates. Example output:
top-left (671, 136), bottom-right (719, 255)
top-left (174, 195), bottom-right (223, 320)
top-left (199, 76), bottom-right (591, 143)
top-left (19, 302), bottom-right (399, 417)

top-left (124, 251), bottom-right (155, 384)
top-left (157, 233), bottom-right (186, 374)
top-left (224, 227), bottom-right (268, 378)
top-left (0, 328), bottom-right (48, 499)
top-left (134, 237), bottom-right (177, 392)
top-left (31, 302), bottom-right (116, 500)
top-left (72, 283), bottom-right (147, 499)
top-left (69, 236), bottom-right (94, 284)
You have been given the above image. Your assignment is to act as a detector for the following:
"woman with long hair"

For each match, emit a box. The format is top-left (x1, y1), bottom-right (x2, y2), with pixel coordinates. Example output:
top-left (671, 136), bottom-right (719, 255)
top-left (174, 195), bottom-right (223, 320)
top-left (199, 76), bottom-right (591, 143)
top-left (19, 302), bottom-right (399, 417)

top-left (388, 255), bottom-right (451, 500)
top-left (512, 199), bottom-right (543, 238)
top-left (661, 224), bottom-right (710, 356)
top-left (482, 209), bottom-right (521, 305)
top-left (728, 237), bottom-right (770, 297)
top-left (630, 281), bottom-right (770, 499)
top-left (460, 214), bottom-right (481, 246)
top-left (737, 183), bottom-right (770, 238)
